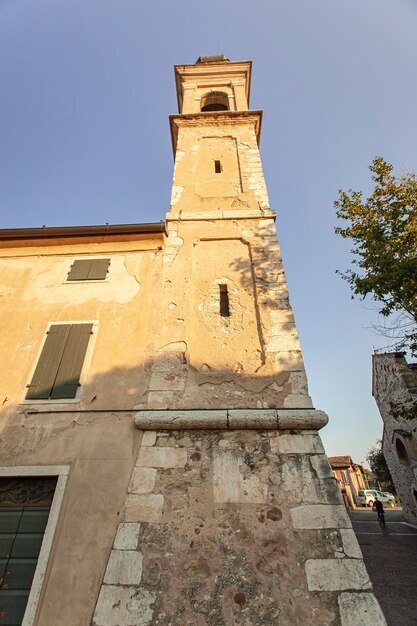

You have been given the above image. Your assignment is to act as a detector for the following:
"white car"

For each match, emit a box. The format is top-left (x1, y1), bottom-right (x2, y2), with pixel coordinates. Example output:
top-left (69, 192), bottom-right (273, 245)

top-left (379, 491), bottom-right (397, 507)
top-left (358, 489), bottom-right (396, 508)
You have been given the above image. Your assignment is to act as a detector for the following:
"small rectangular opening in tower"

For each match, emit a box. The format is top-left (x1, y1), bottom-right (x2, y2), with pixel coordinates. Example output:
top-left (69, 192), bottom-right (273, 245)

top-left (219, 284), bottom-right (230, 317)
top-left (214, 160), bottom-right (222, 174)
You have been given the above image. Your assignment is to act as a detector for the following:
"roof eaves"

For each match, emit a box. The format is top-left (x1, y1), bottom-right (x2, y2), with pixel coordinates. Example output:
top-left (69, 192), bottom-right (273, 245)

top-left (0, 222), bottom-right (167, 241)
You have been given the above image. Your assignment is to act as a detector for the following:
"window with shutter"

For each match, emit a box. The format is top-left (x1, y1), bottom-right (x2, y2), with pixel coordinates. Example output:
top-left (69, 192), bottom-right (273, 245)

top-left (67, 258), bottom-right (110, 281)
top-left (26, 323), bottom-right (93, 400)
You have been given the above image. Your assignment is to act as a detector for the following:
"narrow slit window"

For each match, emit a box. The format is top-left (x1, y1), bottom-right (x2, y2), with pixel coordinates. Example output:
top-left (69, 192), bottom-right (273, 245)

top-left (214, 160), bottom-right (222, 174)
top-left (219, 284), bottom-right (230, 317)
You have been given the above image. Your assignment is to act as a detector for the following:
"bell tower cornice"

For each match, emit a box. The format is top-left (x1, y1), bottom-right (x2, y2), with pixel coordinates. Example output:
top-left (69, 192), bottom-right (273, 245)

top-left (169, 109), bottom-right (263, 156)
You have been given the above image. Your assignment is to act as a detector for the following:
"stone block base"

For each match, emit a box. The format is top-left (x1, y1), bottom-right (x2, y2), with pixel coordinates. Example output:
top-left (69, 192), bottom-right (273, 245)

top-left (93, 422), bottom-right (386, 625)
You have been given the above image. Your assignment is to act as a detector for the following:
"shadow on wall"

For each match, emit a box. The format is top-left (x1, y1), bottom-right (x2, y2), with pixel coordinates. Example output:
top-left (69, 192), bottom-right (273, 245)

top-left (0, 230), bottom-right (309, 458)
top-left (229, 237), bottom-right (288, 310)
top-left (0, 346), bottom-right (312, 464)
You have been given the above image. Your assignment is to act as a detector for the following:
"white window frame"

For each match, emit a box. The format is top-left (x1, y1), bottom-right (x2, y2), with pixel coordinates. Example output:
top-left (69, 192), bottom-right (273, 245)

top-left (0, 465), bottom-right (69, 626)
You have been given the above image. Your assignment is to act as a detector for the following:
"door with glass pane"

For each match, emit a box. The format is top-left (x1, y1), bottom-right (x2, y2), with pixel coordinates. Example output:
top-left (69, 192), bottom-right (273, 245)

top-left (0, 477), bottom-right (57, 626)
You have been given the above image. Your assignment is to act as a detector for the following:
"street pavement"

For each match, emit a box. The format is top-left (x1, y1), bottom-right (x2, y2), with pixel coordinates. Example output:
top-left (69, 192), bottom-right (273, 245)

top-left (350, 508), bottom-right (417, 626)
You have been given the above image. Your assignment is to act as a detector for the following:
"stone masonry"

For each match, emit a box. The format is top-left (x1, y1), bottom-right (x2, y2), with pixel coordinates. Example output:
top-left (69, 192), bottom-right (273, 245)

top-left (373, 352), bottom-right (417, 524)
top-left (93, 414), bottom-right (385, 625)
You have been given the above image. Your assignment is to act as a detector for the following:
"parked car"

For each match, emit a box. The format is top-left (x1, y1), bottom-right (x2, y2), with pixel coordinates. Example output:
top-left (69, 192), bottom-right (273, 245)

top-left (357, 489), bottom-right (396, 508)
top-left (380, 491), bottom-right (397, 507)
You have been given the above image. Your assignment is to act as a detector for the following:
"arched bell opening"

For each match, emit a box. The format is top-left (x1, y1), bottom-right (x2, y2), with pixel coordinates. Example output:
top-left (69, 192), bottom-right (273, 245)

top-left (201, 91), bottom-right (230, 112)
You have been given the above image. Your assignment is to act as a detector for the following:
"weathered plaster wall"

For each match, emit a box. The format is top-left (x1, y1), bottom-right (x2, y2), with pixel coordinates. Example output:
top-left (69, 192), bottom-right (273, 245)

top-left (131, 214), bottom-right (310, 411)
top-left (0, 212), bottom-right (309, 416)
top-left (157, 99), bottom-right (310, 412)
top-left (195, 137), bottom-right (242, 197)
top-left (373, 353), bottom-right (417, 523)
top-left (170, 116), bottom-right (268, 213)
top-left (0, 239), bottom-right (164, 414)
top-left (191, 238), bottom-right (261, 370)
top-left (0, 237), bottom-right (163, 624)
top-left (93, 424), bottom-right (385, 626)
top-left (0, 409), bottom-right (143, 626)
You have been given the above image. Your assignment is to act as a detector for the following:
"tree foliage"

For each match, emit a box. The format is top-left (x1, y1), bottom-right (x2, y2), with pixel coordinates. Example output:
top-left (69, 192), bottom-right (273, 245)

top-left (366, 441), bottom-right (395, 493)
top-left (335, 157), bottom-right (417, 355)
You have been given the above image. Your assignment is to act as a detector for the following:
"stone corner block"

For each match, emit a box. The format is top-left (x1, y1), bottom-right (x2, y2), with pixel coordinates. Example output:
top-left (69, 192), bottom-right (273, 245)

top-left (310, 453), bottom-right (339, 480)
top-left (305, 559), bottom-right (372, 592)
top-left (278, 432), bottom-right (325, 454)
top-left (136, 446), bottom-right (187, 469)
top-left (129, 467), bottom-right (157, 494)
top-left (338, 592), bottom-right (387, 626)
top-left (113, 522), bottom-right (140, 550)
top-left (103, 549), bottom-right (143, 586)
top-left (93, 585), bottom-right (155, 626)
top-left (125, 493), bottom-right (164, 523)
top-left (290, 504), bottom-right (352, 530)
top-left (141, 431), bottom-right (157, 446)
top-left (340, 529), bottom-right (363, 559)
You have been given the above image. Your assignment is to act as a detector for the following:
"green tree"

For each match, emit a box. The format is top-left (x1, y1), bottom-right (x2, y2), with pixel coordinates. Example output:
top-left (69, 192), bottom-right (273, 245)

top-left (334, 157), bottom-right (417, 355)
top-left (366, 441), bottom-right (395, 493)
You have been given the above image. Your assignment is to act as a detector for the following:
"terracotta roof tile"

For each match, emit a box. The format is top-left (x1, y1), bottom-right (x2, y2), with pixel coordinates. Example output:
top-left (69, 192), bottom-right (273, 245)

top-left (328, 455), bottom-right (353, 468)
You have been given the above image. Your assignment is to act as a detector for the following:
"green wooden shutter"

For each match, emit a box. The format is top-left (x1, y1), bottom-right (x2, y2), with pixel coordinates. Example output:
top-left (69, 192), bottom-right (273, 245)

top-left (50, 323), bottom-right (93, 399)
top-left (67, 260), bottom-right (90, 280)
top-left (67, 259), bottom-right (110, 281)
top-left (87, 258), bottom-right (110, 280)
top-left (26, 325), bottom-right (70, 400)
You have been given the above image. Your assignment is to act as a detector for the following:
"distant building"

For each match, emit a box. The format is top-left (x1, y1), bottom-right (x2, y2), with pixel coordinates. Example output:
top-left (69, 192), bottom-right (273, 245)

top-left (373, 352), bottom-right (417, 524)
top-left (329, 456), bottom-right (368, 509)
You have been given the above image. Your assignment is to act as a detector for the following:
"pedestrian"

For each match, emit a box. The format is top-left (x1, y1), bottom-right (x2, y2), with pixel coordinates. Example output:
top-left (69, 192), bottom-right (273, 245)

top-left (374, 496), bottom-right (385, 527)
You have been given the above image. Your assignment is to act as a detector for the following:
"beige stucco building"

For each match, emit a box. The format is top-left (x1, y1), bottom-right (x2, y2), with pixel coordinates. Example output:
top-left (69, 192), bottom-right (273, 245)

top-left (329, 456), bottom-right (368, 510)
top-left (0, 55), bottom-right (385, 625)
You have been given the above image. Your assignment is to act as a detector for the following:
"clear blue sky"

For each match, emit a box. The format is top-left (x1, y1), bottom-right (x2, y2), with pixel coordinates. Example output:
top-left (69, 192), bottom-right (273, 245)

top-left (1, 0), bottom-right (417, 465)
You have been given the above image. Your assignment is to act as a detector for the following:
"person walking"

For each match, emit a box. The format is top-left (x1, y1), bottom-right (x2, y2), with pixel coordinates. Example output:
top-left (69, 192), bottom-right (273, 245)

top-left (374, 496), bottom-right (385, 527)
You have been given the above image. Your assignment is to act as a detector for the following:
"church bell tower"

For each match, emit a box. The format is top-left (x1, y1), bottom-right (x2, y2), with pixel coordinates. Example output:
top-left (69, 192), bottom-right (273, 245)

top-left (153, 54), bottom-right (314, 407)
top-left (93, 56), bottom-right (386, 626)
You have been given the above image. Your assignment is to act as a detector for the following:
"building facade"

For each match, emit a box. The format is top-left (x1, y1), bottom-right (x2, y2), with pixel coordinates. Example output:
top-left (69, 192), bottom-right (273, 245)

top-left (329, 456), bottom-right (368, 510)
top-left (373, 352), bottom-right (417, 524)
top-left (0, 56), bottom-right (385, 625)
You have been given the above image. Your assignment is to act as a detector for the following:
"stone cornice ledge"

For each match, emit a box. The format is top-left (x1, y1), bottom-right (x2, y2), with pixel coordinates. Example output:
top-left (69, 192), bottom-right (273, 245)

top-left (166, 208), bottom-right (276, 222)
top-left (133, 409), bottom-right (328, 431)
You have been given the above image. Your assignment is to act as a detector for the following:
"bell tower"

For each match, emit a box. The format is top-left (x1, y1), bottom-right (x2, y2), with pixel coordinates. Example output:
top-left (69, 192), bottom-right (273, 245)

top-left (93, 56), bottom-right (386, 626)
top-left (150, 54), bottom-right (313, 408)
top-left (169, 55), bottom-right (266, 215)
